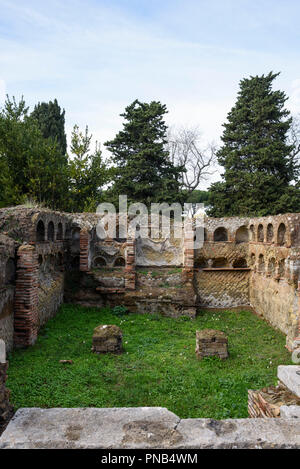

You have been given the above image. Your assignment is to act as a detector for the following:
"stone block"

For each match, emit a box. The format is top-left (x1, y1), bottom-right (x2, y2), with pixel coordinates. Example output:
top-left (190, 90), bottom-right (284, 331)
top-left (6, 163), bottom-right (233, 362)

top-left (0, 340), bottom-right (5, 364)
top-left (280, 405), bottom-right (300, 419)
top-left (278, 365), bottom-right (300, 398)
top-left (92, 325), bottom-right (123, 354)
top-left (1, 408), bottom-right (300, 449)
top-left (195, 329), bottom-right (228, 359)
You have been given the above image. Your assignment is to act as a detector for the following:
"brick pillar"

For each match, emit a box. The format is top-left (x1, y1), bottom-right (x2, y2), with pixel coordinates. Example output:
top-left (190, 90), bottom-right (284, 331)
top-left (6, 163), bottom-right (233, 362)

top-left (0, 340), bottom-right (13, 427)
top-left (125, 238), bottom-right (136, 290)
top-left (183, 222), bottom-right (194, 283)
top-left (80, 230), bottom-right (90, 272)
top-left (14, 245), bottom-right (39, 348)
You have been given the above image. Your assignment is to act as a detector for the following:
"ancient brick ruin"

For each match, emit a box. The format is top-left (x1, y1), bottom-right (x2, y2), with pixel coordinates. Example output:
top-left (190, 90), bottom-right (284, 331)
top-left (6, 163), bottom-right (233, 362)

top-left (0, 205), bottom-right (300, 444)
top-left (0, 206), bottom-right (300, 355)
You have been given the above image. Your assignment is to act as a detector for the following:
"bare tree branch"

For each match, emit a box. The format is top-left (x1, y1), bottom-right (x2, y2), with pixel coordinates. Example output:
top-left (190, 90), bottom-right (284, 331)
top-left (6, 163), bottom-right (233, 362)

top-left (166, 126), bottom-right (218, 193)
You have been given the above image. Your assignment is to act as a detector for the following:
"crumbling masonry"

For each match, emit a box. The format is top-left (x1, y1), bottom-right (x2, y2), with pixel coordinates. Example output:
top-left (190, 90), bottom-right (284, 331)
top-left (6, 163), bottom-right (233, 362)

top-left (0, 207), bottom-right (300, 355)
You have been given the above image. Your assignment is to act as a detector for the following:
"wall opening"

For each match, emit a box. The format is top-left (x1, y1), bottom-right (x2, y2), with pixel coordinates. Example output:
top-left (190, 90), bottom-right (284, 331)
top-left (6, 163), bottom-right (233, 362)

top-left (257, 224), bottom-right (264, 242)
top-left (233, 258), bottom-right (248, 268)
top-left (249, 225), bottom-right (255, 241)
top-left (267, 224), bottom-right (274, 243)
top-left (212, 258), bottom-right (228, 268)
top-left (278, 259), bottom-right (285, 277)
top-left (213, 227), bottom-right (228, 242)
top-left (36, 220), bottom-right (45, 242)
top-left (268, 257), bottom-right (276, 275)
top-left (194, 257), bottom-right (208, 268)
top-left (47, 221), bottom-right (55, 241)
top-left (5, 258), bottom-right (16, 285)
top-left (235, 226), bottom-right (249, 244)
top-left (114, 257), bottom-right (125, 267)
top-left (57, 222), bottom-right (63, 240)
top-left (94, 256), bottom-right (107, 268)
top-left (258, 254), bottom-right (265, 273)
top-left (277, 223), bottom-right (286, 246)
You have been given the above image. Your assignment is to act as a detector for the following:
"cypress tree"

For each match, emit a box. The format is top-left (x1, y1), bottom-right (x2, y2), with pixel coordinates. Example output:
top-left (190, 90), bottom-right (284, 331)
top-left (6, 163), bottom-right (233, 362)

top-left (208, 72), bottom-right (299, 217)
top-left (31, 99), bottom-right (67, 155)
top-left (104, 99), bottom-right (183, 206)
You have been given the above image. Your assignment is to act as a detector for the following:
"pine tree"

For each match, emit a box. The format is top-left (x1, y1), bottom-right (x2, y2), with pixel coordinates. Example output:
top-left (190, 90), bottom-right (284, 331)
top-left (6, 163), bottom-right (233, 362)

top-left (104, 99), bottom-right (183, 206)
top-left (31, 99), bottom-right (67, 155)
top-left (208, 72), bottom-right (299, 217)
top-left (0, 96), bottom-right (69, 209)
top-left (68, 125), bottom-right (110, 212)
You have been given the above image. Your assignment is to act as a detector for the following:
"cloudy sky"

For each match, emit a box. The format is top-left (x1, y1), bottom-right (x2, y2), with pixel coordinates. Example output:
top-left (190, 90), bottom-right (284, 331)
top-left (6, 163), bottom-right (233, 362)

top-left (1, 0), bottom-right (300, 187)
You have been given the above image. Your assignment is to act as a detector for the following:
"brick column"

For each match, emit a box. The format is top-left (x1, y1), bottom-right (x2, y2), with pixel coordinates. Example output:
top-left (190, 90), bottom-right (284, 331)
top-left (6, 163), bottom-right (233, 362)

top-left (183, 222), bottom-right (194, 283)
top-left (14, 245), bottom-right (39, 348)
top-left (125, 238), bottom-right (136, 290)
top-left (0, 340), bottom-right (13, 427)
top-left (80, 230), bottom-right (90, 272)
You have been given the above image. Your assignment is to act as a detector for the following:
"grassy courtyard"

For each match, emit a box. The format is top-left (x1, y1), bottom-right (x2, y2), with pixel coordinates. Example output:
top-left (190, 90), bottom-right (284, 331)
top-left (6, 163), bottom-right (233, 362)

top-left (6, 305), bottom-right (292, 419)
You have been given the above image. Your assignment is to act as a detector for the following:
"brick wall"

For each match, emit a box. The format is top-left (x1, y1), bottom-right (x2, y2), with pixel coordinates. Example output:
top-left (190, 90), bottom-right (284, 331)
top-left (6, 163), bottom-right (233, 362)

top-left (196, 270), bottom-right (250, 308)
top-left (13, 245), bottom-right (39, 348)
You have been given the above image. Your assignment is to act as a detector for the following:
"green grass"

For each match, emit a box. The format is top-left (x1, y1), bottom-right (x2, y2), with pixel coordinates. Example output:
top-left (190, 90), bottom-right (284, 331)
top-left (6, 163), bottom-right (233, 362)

top-left (6, 305), bottom-right (292, 419)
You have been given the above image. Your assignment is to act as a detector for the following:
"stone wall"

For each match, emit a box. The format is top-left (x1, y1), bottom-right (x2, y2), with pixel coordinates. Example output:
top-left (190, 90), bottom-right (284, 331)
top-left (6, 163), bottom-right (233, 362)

top-left (196, 270), bottom-right (250, 308)
top-left (0, 207), bottom-right (300, 352)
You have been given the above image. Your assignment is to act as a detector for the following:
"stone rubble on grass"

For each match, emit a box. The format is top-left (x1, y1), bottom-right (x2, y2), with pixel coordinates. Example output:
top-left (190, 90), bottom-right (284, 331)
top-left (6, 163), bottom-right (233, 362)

top-left (248, 365), bottom-right (300, 418)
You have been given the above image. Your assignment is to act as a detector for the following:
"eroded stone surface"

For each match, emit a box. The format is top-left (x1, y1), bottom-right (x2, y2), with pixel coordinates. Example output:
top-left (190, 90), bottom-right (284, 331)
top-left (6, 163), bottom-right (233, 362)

top-left (278, 365), bottom-right (300, 398)
top-left (0, 408), bottom-right (299, 449)
top-left (280, 405), bottom-right (300, 418)
top-left (0, 339), bottom-right (5, 363)
top-left (0, 407), bottom-right (180, 449)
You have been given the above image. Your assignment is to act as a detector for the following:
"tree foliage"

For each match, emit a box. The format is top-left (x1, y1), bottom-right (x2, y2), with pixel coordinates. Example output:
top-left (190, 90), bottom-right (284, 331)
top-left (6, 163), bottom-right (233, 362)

top-left (0, 96), bottom-right (68, 209)
top-left (31, 99), bottom-right (67, 155)
top-left (208, 72), bottom-right (300, 217)
top-left (68, 125), bottom-right (110, 212)
top-left (104, 99), bottom-right (183, 206)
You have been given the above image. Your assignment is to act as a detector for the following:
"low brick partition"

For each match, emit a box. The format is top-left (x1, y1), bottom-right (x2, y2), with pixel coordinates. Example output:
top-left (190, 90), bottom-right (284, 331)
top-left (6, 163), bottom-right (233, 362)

top-left (195, 329), bottom-right (228, 359)
top-left (92, 325), bottom-right (123, 354)
top-left (14, 245), bottom-right (39, 348)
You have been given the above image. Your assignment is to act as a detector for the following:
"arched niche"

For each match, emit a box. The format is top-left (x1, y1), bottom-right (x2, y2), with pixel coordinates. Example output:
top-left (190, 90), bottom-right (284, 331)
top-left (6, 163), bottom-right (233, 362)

top-left (114, 257), bottom-right (125, 267)
top-left (233, 258), bottom-right (247, 268)
top-left (257, 224), bottom-right (264, 243)
top-left (213, 227), bottom-right (228, 242)
top-left (47, 221), bottom-right (55, 241)
top-left (277, 223), bottom-right (286, 246)
top-left (36, 220), bottom-right (45, 242)
top-left (57, 222), bottom-right (63, 241)
top-left (235, 226), bottom-right (249, 244)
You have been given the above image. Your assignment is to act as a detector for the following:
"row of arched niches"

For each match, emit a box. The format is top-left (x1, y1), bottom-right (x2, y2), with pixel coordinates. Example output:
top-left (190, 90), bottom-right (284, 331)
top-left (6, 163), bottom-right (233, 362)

top-left (197, 222), bottom-right (289, 245)
top-left (194, 219), bottom-right (293, 279)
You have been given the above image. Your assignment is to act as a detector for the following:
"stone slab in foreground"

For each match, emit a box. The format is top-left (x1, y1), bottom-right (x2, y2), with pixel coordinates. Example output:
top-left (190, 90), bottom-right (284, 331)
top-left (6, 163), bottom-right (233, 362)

top-left (0, 407), bottom-right (300, 449)
top-left (278, 365), bottom-right (300, 398)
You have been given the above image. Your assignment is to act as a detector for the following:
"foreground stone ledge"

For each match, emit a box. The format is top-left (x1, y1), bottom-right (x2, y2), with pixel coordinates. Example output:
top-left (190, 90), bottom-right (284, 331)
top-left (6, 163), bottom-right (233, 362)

top-left (0, 407), bottom-right (299, 449)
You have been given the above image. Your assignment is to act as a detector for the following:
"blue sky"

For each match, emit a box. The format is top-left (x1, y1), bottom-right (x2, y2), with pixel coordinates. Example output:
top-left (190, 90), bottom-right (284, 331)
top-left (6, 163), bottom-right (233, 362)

top-left (1, 0), bottom-right (300, 186)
